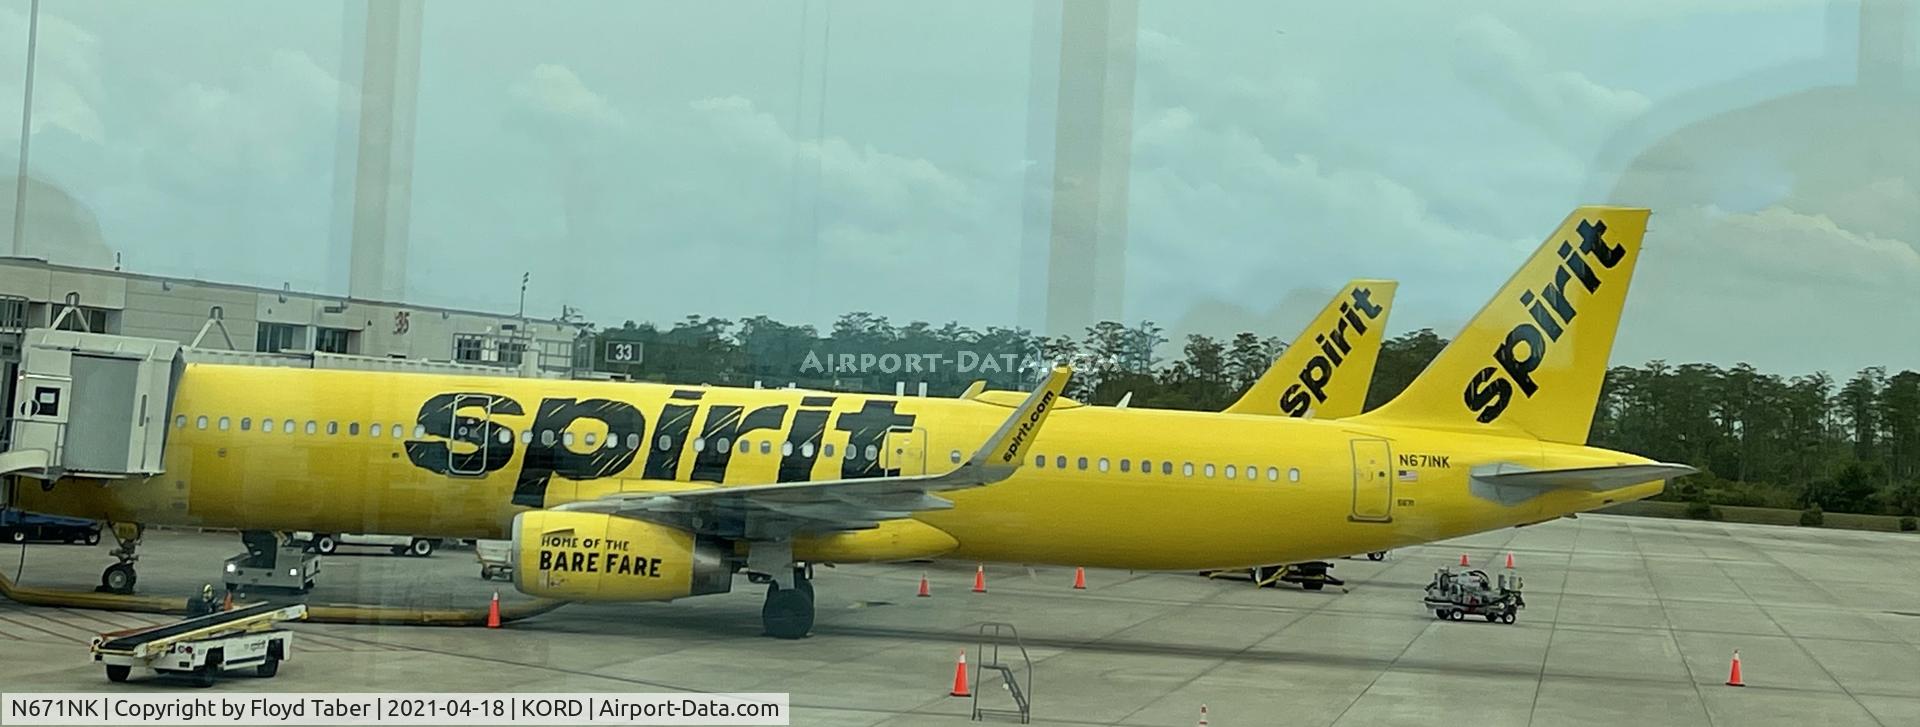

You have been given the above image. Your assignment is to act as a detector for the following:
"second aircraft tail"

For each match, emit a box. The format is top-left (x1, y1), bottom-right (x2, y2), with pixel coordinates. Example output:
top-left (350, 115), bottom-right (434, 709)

top-left (1223, 280), bottom-right (1397, 419)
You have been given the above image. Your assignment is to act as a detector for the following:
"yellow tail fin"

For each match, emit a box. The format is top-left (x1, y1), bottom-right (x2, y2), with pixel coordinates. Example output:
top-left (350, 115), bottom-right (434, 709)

top-left (1223, 280), bottom-right (1397, 419)
top-left (1353, 207), bottom-right (1649, 444)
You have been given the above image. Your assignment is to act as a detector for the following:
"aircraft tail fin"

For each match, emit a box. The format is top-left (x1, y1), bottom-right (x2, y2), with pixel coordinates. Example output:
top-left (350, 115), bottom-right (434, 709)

top-left (1223, 280), bottom-right (1397, 419)
top-left (1351, 207), bottom-right (1649, 444)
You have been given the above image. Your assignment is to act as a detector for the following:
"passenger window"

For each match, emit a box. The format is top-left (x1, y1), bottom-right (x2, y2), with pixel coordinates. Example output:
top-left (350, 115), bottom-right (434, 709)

top-left (1267, 466), bottom-right (1280, 481)
top-left (1289, 468), bottom-right (1302, 482)
top-left (1098, 458), bottom-right (1110, 472)
top-left (263, 419), bottom-right (276, 433)
top-left (844, 444), bottom-right (856, 460)
top-left (782, 442), bottom-right (794, 456)
top-left (542, 430), bottom-right (556, 446)
top-left (174, 415), bottom-right (187, 429)
top-left (863, 444), bottom-right (877, 460)
top-left (1034, 454), bottom-right (1046, 468)
top-left (1139, 459), bottom-right (1150, 474)
top-left (738, 439), bottom-right (751, 454)
top-left (1225, 465), bottom-right (1237, 479)
top-left (765, 441), bottom-right (776, 455)
top-left (1119, 459), bottom-right (1130, 473)
top-left (1056, 455), bottom-right (1067, 469)
top-left (657, 435), bottom-right (673, 451)
top-left (1182, 462), bottom-right (1194, 477)
top-left (520, 430), bottom-right (533, 444)
top-left (307, 421), bottom-right (318, 435)
top-left (1204, 464), bottom-right (1217, 478)
top-left (369, 423), bottom-right (381, 438)
top-left (217, 417), bottom-right (230, 431)
top-left (1077, 457), bottom-right (1089, 470)
top-left (196, 416), bottom-right (208, 430)
top-left (348, 422), bottom-right (360, 436)
top-left (563, 432), bottom-right (575, 447)
top-left (392, 424), bottom-right (404, 439)
top-left (803, 442), bottom-right (816, 458)
top-left (950, 449), bottom-right (962, 464)
top-left (691, 437), bottom-right (704, 453)
top-left (497, 428), bottom-right (511, 444)
top-left (625, 434), bottom-right (641, 450)
top-left (326, 421), bottom-right (339, 435)
top-left (823, 443), bottom-right (835, 459)
top-left (239, 417), bottom-right (251, 432)
top-left (585, 432), bottom-right (599, 446)
top-left (716, 437), bottom-right (731, 453)
top-left (1162, 461), bottom-right (1173, 475)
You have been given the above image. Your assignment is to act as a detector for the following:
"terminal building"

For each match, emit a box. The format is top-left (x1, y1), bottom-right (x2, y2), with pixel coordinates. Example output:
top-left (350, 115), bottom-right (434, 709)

top-left (0, 256), bottom-right (590, 380)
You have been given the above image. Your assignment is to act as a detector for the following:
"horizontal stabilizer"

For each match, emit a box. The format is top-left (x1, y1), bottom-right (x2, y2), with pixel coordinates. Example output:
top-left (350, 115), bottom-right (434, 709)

top-left (1474, 462), bottom-right (1697, 491)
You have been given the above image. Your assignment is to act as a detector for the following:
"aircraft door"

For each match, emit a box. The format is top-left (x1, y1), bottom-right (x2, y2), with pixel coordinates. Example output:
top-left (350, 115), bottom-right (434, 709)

top-left (1349, 438), bottom-right (1393, 522)
top-left (448, 393), bottom-right (495, 477)
top-left (882, 426), bottom-right (927, 477)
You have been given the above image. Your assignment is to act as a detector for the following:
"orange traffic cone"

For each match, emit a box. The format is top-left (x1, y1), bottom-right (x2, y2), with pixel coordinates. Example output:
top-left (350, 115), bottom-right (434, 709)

top-left (1459, 553), bottom-right (1471, 567)
top-left (1198, 703), bottom-right (1210, 726)
top-left (222, 590), bottom-right (234, 612)
top-left (1072, 567), bottom-right (1087, 590)
top-left (1725, 650), bottom-right (1745, 687)
top-left (972, 565), bottom-right (987, 593)
top-left (486, 591), bottom-right (502, 629)
top-left (917, 573), bottom-right (932, 598)
top-left (1505, 552), bottom-right (1515, 569)
top-left (950, 650), bottom-right (971, 697)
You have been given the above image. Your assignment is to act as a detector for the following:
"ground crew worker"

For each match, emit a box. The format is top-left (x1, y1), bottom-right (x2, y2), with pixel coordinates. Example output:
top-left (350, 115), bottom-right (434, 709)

top-left (186, 584), bottom-right (218, 617)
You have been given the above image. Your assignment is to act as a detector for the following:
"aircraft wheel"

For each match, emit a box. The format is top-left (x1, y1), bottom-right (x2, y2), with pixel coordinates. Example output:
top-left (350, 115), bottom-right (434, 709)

top-left (761, 583), bottom-right (815, 639)
top-left (102, 563), bottom-right (137, 594)
top-left (190, 666), bottom-right (217, 688)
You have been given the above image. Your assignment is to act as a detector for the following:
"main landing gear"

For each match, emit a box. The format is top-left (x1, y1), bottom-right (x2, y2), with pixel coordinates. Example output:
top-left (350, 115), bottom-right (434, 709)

top-left (98, 523), bottom-right (145, 594)
top-left (746, 540), bottom-right (814, 639)
top-left (761, 566), bottom-right (815, 640)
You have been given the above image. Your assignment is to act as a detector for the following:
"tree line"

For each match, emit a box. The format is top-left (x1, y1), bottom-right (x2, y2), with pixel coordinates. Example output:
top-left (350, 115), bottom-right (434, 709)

top-left (591, 313), bottom-right (1918, 517)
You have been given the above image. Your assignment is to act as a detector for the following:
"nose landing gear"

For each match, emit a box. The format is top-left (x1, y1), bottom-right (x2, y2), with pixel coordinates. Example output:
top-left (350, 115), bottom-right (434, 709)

top-left (97, 523), bottom-right (145, 594)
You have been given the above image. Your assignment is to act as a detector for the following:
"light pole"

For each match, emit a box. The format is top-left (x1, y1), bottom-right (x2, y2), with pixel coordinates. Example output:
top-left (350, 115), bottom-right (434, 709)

top-left (11, 0), bottom-right (41, 257)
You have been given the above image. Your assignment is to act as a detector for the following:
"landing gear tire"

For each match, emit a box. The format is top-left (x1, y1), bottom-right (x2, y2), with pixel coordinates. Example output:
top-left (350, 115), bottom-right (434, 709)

top-left (255, 659), bottom-right (280, 678)
top-left (101, 563), bottom-right (137, 594)
top-left (105, 665), bottom-right (130, 683)
top-left (761, 584), bottom-right (815, 639)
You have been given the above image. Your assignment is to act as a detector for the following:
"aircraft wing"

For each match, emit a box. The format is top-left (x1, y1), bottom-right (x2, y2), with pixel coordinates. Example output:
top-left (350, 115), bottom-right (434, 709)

top-left (556, 367), bottom-right (1072, 537)
top-left (1473, 462), bottom-right (1698, 491)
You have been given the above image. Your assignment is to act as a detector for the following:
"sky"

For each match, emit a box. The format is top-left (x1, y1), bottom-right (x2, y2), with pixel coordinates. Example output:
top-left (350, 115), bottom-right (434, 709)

top-left (1, 0), bottom-right (1915, 377)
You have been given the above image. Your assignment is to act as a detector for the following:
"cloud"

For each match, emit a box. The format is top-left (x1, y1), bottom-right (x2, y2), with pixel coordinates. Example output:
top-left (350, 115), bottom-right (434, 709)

top-left (1452, 15), bottom-right (1651, 150)
top-left (0, 6), bottom-right (106, 143)
top-left (509, 64), bottom-right (625, 129)
top-left (1617, 203), bottom-right (1920, 373)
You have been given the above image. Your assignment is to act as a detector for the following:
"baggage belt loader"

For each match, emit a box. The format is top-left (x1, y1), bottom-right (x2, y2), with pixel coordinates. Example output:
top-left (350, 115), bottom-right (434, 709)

top-left (90, 602), bottom-right (307, 686)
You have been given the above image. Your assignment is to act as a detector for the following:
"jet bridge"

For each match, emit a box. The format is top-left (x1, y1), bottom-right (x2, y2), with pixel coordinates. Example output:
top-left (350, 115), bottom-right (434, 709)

top-left (0, 329), bottom-right (181, 482)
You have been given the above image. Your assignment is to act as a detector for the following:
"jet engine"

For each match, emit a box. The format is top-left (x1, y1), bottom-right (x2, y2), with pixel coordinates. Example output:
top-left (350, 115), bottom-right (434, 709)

top-left (510, 510), bottom-right (732, 601)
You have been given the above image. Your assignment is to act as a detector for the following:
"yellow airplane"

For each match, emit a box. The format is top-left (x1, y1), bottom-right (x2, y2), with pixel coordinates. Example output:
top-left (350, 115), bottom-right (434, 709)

top-left (9, 206), bottom-right (1690, 639)
top-left (1222, 279), bottom-right (1398, 419)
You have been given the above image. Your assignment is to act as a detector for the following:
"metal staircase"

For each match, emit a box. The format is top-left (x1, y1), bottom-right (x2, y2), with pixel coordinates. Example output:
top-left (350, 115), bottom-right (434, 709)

top-left (970, 622), bottom-right (1032, 724)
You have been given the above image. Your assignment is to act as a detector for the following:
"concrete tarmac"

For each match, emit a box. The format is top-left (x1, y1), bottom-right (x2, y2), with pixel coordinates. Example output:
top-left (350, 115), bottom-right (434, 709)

top-left (4, 514), bottom-right (1920, 726)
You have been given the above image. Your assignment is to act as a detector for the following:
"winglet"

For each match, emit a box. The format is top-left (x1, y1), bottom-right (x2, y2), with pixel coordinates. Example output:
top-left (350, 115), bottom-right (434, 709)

top-left (968, 366), bottom-right (1071, 475)
top-left (958, 380), bottom-right (988, 400)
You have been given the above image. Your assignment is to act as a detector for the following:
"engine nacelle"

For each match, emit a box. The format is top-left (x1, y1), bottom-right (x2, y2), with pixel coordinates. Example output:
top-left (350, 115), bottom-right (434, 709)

top-left (510, 511), bottom-right (732, 602)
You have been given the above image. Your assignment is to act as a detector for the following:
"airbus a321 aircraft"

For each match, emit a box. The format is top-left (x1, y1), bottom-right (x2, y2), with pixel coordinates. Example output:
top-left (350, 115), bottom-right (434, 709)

top-left (11, 206), bottom-right (1689, 638)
